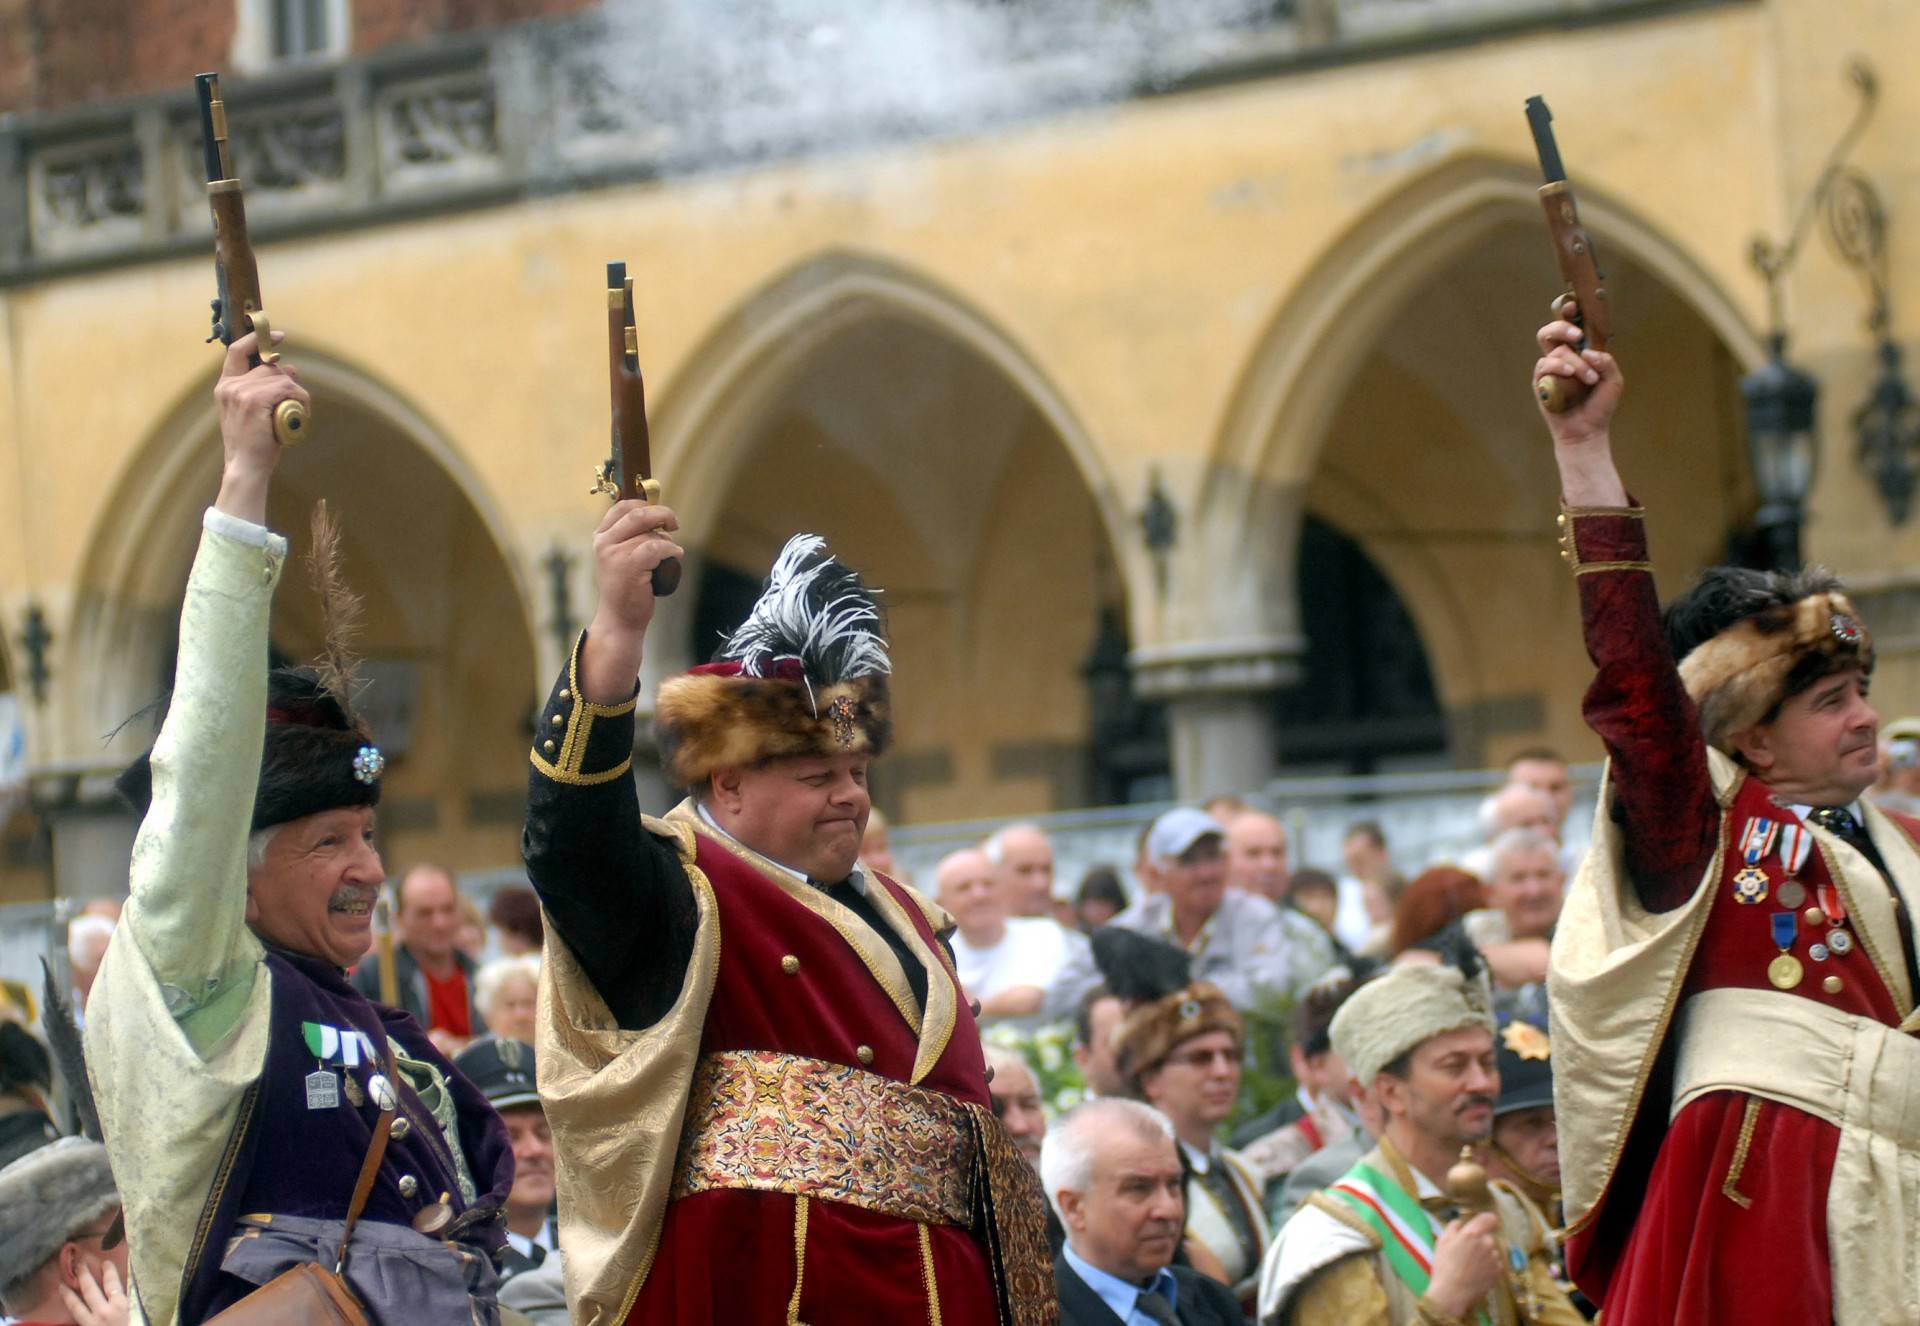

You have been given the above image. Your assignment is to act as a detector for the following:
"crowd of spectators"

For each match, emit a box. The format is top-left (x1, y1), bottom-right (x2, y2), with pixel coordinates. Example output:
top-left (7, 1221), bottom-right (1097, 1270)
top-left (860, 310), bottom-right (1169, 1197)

top-left (12, 723), bottom-right (1920, 1323)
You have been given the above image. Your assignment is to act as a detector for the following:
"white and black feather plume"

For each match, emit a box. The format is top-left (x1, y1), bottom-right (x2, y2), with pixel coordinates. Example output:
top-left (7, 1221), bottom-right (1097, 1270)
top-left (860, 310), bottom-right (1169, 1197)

top-left (718, 535), bottom-right (890, 683)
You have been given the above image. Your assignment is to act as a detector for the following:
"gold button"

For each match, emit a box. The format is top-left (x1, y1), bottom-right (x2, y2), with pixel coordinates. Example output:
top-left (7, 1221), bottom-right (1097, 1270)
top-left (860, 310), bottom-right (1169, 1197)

top-left (542, 739), bottom-right (556, 754)
top-left (780, 955), bottom-right (801, 975)
top-left (391, 1117), bottom-right (411, 1141)
top-left (1805, 907), bottom-right (1826, 928)
top-left (398, 1175), bottom-right (418, 1198)
top-left (550, 713), bottom-right (564, 728)
top-left (1824, 975), bottom-right (1844, 994)
top-left (856, 1045), bottom-right (874, 1065)
top-left (983, 1065), bottom-right (996, 1084)
top-left (559, 689), bottom-right (572, 702)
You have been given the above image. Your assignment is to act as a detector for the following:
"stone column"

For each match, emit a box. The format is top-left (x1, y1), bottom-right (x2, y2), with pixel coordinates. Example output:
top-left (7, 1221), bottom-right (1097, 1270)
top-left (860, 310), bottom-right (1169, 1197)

top-left (1131, 638), bottom-right (1300, 799)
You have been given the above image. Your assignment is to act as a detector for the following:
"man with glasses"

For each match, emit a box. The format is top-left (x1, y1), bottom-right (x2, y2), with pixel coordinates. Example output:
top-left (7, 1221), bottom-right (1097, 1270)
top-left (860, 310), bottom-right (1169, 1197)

top-left (0, 1138), bottom-right (127, 1326)
top-left (1112, 979), bottom-right (1268, 1310)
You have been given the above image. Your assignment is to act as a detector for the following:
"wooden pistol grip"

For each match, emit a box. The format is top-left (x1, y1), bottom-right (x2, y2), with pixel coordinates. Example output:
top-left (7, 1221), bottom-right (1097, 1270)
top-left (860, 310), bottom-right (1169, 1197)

top-left (635, 478), bottom-right (681, 596)
top-left (1538, 182), bottom-right (1611, 414)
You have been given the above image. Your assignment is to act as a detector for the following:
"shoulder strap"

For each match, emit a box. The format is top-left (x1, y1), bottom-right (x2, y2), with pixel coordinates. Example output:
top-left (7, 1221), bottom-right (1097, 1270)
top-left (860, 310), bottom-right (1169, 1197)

top-left (333, 1047), bottom-right (399, 1274)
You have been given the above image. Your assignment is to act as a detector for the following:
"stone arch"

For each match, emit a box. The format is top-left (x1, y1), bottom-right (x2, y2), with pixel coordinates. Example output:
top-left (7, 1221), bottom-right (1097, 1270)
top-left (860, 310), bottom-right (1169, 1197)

top-left (642, 250), bottom-right (1148, 817)
top-left (642, 250), bottom-right (1141, 667)
top-left (65, 351), bottom-right (542, 869)
top-left (1197, 154), bottom-right (1764, 769)
top-left (1210, 154), bottom-right (1765, 523)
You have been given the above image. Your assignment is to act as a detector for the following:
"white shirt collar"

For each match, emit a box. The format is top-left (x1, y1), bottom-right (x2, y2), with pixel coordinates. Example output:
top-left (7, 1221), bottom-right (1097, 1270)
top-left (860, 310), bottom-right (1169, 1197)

top-left (504, 1221), bottom-right (554, 1258)
top-left (1177, 1135), bottom-right (1215, 1175)
top-left (1787, 800), bottom-right (1866, 828)
top-left (695, 800), bottom-right (868, 896)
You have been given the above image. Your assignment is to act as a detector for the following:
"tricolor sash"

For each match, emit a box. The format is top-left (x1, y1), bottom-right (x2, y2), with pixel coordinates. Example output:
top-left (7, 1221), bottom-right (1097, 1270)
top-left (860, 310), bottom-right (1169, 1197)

top-left (1328, 1160), bottom-right (1491, 1326)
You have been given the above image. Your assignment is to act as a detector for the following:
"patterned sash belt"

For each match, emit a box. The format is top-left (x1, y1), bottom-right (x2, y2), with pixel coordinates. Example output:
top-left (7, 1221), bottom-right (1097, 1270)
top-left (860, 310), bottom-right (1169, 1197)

top-left (671, 1049), bottom-right (977, 1228)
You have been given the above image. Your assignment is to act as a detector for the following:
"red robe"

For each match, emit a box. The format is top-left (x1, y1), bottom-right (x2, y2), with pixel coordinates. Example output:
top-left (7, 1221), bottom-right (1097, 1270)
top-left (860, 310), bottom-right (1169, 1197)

top-left (1562, 507), bottom-right (1919, 1322)
top-left (628, 823), bottom-right (1006, 1325)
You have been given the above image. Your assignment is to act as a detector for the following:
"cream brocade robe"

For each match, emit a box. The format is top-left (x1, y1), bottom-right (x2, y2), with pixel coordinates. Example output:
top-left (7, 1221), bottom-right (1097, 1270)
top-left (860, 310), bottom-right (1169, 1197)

top-left (85, 518), bottom-right (288, 1326)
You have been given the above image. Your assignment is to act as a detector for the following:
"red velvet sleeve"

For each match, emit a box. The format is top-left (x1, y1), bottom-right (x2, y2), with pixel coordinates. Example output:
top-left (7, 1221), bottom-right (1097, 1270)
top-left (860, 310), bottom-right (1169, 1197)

top-left (1567, 506), bottom-right (1717, 910)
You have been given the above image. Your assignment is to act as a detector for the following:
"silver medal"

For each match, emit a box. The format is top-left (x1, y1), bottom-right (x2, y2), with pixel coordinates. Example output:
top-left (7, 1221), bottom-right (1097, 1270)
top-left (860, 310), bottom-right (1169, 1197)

top-left (305, 1070), bottom-right (340, 1110)
top-left (368, 1073), bottom-right (398, 1112)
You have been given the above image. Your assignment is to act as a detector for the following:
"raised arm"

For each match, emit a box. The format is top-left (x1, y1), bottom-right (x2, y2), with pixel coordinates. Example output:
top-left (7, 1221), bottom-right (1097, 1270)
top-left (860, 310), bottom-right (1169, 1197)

top-left (1534, 315), bottom-right (1715, 908)
top-left (523, 499), bottom-right (700, 1029)
top-left (121, 332), bottom-right (309, 1046)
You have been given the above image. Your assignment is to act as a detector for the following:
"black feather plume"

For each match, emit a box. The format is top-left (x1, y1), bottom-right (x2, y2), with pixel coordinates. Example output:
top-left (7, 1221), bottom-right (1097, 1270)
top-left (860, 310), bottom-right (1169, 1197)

top-left (40, 957), bottom-right (101, 1142)
top-left (1090, 927), bottom-right (1193, 1003)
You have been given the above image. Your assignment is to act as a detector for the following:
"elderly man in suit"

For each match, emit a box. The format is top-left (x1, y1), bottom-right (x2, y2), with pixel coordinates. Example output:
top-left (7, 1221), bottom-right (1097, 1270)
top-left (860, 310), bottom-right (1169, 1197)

top-left (1041, 1099), bottom-right (1241, 1326)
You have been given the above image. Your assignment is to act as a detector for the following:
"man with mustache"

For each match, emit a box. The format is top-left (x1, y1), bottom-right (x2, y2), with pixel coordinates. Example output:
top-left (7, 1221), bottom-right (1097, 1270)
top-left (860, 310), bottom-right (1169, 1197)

top-left (84, 333), bottom-right (513, 1325)
top-left (1043, 1099), bottom-right (1242, 1326)
top-left (1535, 310), bottom-right (1920, 1325)
top-left (1256, 961), bottom-right (1580, 1326)
top-left (523, 516), bottom-right (1050, 1325)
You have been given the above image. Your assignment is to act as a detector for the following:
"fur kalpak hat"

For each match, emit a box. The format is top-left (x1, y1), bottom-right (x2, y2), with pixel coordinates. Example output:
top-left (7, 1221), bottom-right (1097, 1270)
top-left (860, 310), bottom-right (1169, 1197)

top-left (653, 535), bottom-right (891, 790)
top-left (1111, 982), bottom-right (1244, 1091)
top-left (1330, 959), bottom-right (1494, 1088)
top-left (116, 505), bottom-right (384, 831)
top-left (0, 1137), bottom-right (118, 1291)
top-left (1666, 566), bottom-right (1874, 752)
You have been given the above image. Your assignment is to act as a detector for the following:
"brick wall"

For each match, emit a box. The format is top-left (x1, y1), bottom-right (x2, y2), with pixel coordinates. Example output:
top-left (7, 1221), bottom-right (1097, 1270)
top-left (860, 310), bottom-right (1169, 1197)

top-left (0, 0), bottom-right (601, 115)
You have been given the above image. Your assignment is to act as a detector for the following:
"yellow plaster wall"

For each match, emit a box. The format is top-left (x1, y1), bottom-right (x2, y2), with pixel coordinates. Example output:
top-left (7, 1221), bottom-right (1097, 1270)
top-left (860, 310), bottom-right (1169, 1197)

top-left (2, 0), bottom-right (1917, 850)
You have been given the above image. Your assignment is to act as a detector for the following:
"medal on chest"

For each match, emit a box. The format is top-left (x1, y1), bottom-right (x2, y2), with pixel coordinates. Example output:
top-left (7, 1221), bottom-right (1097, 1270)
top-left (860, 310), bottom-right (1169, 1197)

top-left (305, 1069), bottom-right (341, 1110)
top-left (1767, 911), bottom-right (1803, 990)
top-left (1733, 819), bottom-right (1782, 904)
top-left (1775, 823), bottom-right (1814, 907)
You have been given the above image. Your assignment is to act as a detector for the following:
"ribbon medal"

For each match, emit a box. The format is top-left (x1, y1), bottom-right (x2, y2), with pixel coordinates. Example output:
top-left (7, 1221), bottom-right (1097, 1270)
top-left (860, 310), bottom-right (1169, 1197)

top-left (1775, 824), bottom-right (1814, 907)
top-left (1734, 819), bottom-right (1781, 904)
top-left (305, 1069), bottom-right (340, 1110)
top-left (1768, 911), bottom-right (1803, 990)
top-left (301, 1022), bottom-right (379, 1111)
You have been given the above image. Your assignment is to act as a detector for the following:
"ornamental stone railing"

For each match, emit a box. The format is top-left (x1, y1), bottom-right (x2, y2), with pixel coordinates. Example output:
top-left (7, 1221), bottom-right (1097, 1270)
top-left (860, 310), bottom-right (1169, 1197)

top-left (0, 0), bottom-right (1698, 283)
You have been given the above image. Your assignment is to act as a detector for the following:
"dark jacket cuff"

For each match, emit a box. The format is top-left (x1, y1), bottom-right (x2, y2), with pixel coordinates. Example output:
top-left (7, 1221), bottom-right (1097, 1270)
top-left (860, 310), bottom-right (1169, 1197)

top-left (529, 629), bottom-right (639, 787)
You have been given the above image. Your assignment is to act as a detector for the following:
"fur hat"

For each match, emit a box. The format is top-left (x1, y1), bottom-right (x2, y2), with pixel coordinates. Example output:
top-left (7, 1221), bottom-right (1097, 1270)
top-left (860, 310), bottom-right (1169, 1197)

top-left (0, 1138), bottom-right (117, 1293)
top-left (1330, 959), bottom-right (1494, 1089)
top-left (1111, 981), bottom-right (1244, 1092)
top-left (1665, 566), bottom-right (1874, 752)
top-left (115, 505), bottom-right (384, 834)
top-left (653, 535), bottom-right (891, 790)
top-left (115, 668), bottom-right (383, 832)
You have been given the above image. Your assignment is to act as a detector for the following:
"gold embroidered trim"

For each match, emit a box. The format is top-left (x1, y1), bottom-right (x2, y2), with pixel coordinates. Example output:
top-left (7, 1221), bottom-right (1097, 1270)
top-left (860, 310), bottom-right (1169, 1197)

top-left (528, 749), bottom-right (633, 786)
top-left (529, 630), bottom-right (640, 785)
top-left (1557, 504), bottom-right (1650, 572)
top-left (788, 1196), bottom-right (810, 1326)
top-left (1721, 1096), bottom-right (1763, 1209)
top-left (917, 1223), bottom-right (943, 1326)
top-left (1563, 770), bottom-right (1727, 1239)
top-left (1304, 1191), bottom-right (1383, 1248)
top-left (610, 863), bottom-right (721, 1325)
top-left (674, 804), bottom-right (926, 1040)
top-left (1560, 504), bottom-right (1646, 518)
top-left (671, 1049), bottom-right (976, 1228)
top-left (865, 876), bottom-right (956, 1084)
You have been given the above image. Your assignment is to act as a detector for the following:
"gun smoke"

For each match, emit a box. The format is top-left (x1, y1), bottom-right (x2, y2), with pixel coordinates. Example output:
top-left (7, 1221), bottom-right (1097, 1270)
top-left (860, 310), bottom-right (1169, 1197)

top-left (589, 0), bottom-right (1286, 168)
